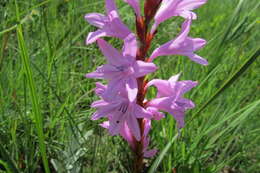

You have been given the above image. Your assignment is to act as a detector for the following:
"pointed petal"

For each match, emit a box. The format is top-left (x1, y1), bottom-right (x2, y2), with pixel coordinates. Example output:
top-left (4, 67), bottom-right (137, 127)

top-left (134, 104), bottom-right (153, 119)
top-left (124, 0), bottom-right (141, 16)
top-left (120, 122), bottom-right (135, 148)
top-left (85, 70), bottom-right (104, 79)
top-left (147, 97), bottom-right (172, 111)
top-left (146, 79), bottom-right (172, 97)
top-left (179, 11), bottom-right (197, 20)
top-left (171, 18), bottom-right (192, 46)
top-left (127, 113), bottom-right (141, 141)
top-left (143, 119), bottom-right (151, 137)
top-left (86, 30), bottom-right (107, 44)
top-left (95, 82), bottom-right (107, 97)
top-left (91, 100), bottom-right (108, 108)
top-left (106, 0), bottom-right (119, 16)
top-left (170, 80), bottom-right (198, 98)
top-left (176, 98), bottom-right (196, 109)
top-left (146, 107), bottom-right (165, 120)
top-left (103, 78), bottom-right (125, 101)
top-left (169, 110), bottom-right (185, 128)
top-left (177, 0), bottom-right (207, 11)
top-left (134, 61), bottom-right (157, 78)
top-left (185, 53), bottom-right (208, 65)
top-left (109, 112), bottom-right (125, 135)
top-left (91, 101), bottom-right (119, 120)
top-left (122, 33), bottom-right (138, 59)
top-left (97, 39), bottom-right (126, 65)
top-left (85, 64), bottom-right (118, 79)
top-left (85, 13), bottom-right (108, 28)
top-left (100, 121), bottom-right (110, 129)
top-left (168, 73), bottom-right (181, 83)
top-left (125, 77), bottom-right (138, 102)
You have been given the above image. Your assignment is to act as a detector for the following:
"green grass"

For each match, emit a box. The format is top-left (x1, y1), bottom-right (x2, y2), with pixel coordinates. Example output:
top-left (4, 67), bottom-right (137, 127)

top-left (0, 0), bottom-right (259, 172)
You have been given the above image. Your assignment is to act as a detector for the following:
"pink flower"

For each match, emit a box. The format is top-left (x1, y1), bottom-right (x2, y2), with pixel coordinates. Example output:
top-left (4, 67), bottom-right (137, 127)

top-left (86, 34), bottom-right (157, 102)
top-left (92, 85), bottom-right (152, 141)
top-left (85, 0), bottom-right (131, 44)
top-left (151, 0), bottom-right (207, 32)
top-left (146, 74), bottom-right (198, 128)
top-left (124, 0), bottom-right (141, 17)
top-left (150, 18), bottom-right (208, 65)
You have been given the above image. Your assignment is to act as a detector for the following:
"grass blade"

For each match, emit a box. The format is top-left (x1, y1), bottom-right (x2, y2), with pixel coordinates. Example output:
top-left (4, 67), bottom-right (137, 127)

top-left (191, 47), bottom-right (260, 120)
top-left (148, 134), bottom-right (178, 173)
top-left (0, 145), bottom-right (19, 173)
top-left (15, 1), bottom-right (50, 173)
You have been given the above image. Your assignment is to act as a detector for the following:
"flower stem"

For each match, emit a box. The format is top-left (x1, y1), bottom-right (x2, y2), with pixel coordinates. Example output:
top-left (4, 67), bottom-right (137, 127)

top-left (133, 15), bottom-right (153, 173)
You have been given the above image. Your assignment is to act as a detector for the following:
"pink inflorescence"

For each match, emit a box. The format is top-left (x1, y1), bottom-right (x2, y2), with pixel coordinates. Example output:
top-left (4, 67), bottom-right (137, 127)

top-left (85, 0), bottom-right (207, 161)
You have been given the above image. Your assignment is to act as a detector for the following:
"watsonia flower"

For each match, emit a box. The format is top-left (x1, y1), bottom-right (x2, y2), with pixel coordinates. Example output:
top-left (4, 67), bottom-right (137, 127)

top-left (146, 74), bottom-right (198, 128)
top-left (86, 34), bottom-right (157, 102)
top-left (151, 0), bottom-right (207, 32)
top-left (85, 0), bottom-right (131, 44)
top-left (92, 83), bottom-right (152, 141)
top-left (150, 18), bottom-right (208, 65)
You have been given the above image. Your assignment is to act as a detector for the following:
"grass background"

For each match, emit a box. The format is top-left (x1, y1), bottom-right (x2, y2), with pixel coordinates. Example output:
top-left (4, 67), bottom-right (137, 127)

top-left (0, 0), bottom-right (259, 172)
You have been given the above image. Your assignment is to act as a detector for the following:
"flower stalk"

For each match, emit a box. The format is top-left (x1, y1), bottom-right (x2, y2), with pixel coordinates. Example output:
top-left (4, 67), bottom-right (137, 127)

top-left (84, 0), bottom-right (208, 172)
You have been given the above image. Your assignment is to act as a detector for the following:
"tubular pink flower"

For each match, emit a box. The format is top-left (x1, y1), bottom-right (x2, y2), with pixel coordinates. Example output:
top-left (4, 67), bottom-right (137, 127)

top-left (151, 0), bottom-right (207, 32)
top-left (85, 0), bottom-right (132, 44)
top-left (92, 85), bottom-right (152, 141)
top-left (124, 0), bottom-right (141, 17)
top-left (86, 35), bottom-right (157, 102)
top-left (150, 18), bottom-right (208, 65)
top-left (146, 74), bottom-right (198, 128)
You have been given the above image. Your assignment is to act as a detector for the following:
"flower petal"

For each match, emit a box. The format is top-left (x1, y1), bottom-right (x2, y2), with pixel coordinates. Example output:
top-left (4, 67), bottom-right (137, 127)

top-left (147, 97), bottom-right (172, 111)
top-left (124, 0), bottom-right (141, 16)
top-left (177, 0), bottom-right (207, 12)
top-left (85, 64), bottom-right (119, 79)
top-left (95, 82), bottom-right (107, 97)
top-left (86, 30), bottom-right (108, 44)
top-left (100, 121), bottom-right (110, 129)
top-left (134, 104), bottom-right (153, 119)
top-left (134, 61), bottom-right (157, 78)
top-left (170, 80), bottom-right (198, 98)
top-left (127, 113), bottom-right (141, 141)
top-left (106, 0), bottom-right (119, 16)
top-left (120, 122), bottom-right (135, 148)
top-left (146, 107), bottom-right (165, 120)
top-left (97, 39), bottom-right (126, 65)
top-left (109, 112), bottom-right (125, 135)
top-left (122, 33), bottom-right (138, 59)
top-left (103, 78), bottom-right (125, 101)
top-left (125, 77), bottom-right (138, 102)
top-left (185, 53), bottom-right (208, 65)
top-left (168, 73), bottom-right (181, 83)
top-left (143, 119), bottom-right (151, 137)
top-left (85, 13), bottom-right (108, 28)
top-left (169, 110), bottom-right (185, 128)
top-left (146, 79), bottom-right (172, 97)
